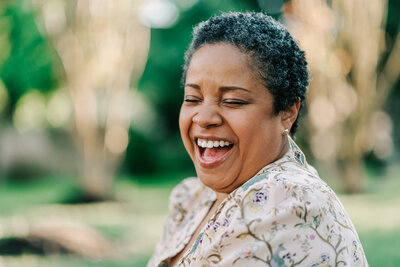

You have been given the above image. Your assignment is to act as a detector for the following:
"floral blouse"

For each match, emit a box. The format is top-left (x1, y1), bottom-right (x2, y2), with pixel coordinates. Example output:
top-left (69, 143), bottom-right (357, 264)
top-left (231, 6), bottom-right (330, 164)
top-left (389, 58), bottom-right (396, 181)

top-left (147, 137), bottom-right (368, 266)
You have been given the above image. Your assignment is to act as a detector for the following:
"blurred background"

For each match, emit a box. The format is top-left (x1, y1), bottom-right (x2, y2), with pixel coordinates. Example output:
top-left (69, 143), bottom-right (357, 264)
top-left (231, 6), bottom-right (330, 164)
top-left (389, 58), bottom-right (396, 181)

top-left (0, 0), bottom-right (399, 266)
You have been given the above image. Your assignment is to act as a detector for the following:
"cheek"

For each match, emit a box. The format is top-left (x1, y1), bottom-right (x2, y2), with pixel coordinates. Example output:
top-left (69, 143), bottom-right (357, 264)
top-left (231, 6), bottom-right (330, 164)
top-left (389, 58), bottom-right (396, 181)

top-left (230, 112), bottom-right (266, 139)
top-left (179, 106), bottom-right (190, 135)
top-left (233, 112), bottom-right (280, 150)
top-left (179, 107), bottom-right (193, 150)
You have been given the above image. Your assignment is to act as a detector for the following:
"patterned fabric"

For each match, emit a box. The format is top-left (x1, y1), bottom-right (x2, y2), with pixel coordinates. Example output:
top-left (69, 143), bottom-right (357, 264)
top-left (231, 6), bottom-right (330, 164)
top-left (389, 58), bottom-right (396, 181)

top-left (147, 137), bottom-right (368, 266)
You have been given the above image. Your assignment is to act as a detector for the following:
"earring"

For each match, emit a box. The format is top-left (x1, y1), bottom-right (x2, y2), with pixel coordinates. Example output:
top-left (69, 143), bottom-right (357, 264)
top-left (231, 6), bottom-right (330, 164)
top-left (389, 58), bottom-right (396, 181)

top-left (282, 129), bottom-right (289, 135)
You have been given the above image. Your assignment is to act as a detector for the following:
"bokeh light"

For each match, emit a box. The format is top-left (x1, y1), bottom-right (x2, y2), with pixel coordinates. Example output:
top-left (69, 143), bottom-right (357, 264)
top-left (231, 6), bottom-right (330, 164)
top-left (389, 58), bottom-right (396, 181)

top-left (309, 95), bottom-right (337, 130)
top-left (105, 125), bottom-right (129, 154)
top-left (138, 0), bottom-right (179, 29)
top-left (46, 89), bottom-right (72, 128)
top-left (370, 111), bottom-right (393, 159)
top-left (13, 90), bottom-right (47, 132)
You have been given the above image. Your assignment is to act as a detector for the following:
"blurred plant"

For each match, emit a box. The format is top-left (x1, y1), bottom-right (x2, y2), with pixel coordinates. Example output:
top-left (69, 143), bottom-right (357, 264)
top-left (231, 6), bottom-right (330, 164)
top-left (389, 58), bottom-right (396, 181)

top-left (33, 0), bottom-right (151, 199)
top-left (0, 80), bottom-right (9, 116)
top-left (284, 0), bottom-right (400, 192)
top-left (0, 4), bottom-right (11, 110)
top-left (0, 0), bottom-right (57, 119)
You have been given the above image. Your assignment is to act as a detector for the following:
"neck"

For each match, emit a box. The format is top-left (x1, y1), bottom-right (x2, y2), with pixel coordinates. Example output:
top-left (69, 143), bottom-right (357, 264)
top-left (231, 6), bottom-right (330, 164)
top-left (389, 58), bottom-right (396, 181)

top-left (275, 134), bottom-right (290, 161)
top-left (215, 192), bottom-right (228, 205)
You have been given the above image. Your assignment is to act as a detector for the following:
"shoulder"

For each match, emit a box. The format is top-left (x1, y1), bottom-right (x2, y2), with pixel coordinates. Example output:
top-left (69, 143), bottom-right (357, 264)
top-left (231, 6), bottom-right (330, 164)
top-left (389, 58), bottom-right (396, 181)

top-left (168, 177), bottom-right (205, 215)
top-left (198, 172), bottom-right (368, 266)
top-left (229, 169), bottom-right (368, 266)
top-left (169, 177), bottom-right (201, 198)
top-left (238, 165), bottom-right (344, 224)
top-left (240, 162), bottom-right (330, 202)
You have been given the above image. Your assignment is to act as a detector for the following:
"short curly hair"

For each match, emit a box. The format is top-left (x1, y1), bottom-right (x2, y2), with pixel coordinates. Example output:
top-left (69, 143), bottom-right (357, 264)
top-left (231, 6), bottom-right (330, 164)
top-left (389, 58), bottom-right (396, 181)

top-left (182, 12), bottom-right (309, 136)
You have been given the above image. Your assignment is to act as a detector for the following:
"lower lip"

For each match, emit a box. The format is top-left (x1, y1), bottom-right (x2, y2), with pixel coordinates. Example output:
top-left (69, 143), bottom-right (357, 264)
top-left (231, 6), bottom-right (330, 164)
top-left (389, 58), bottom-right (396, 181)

top-left (196, 144), bottom-right (234, 168)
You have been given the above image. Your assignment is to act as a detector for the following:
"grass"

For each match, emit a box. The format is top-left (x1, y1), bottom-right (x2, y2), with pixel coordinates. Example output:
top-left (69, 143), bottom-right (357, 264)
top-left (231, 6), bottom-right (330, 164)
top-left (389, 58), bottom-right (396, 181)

top-left (359, 230), bottom-right (400, 267)
top-left (0, 174), bottom-right (180, 266)
top-left (0, 176), bottom-right (78, 215)
top-left (0, 169), bottom-right (399, 266)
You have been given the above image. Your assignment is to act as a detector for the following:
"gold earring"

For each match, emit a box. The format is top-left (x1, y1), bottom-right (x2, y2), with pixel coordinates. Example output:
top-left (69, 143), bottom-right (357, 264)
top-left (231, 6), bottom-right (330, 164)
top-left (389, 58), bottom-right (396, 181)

top-left (282, 129), bottom-right (289, 135)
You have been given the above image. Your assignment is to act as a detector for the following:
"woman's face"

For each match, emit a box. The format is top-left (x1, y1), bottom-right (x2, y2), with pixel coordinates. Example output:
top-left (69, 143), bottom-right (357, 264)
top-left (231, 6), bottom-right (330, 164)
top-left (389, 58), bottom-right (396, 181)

top-left (179, 43), bottom-right (296, 194)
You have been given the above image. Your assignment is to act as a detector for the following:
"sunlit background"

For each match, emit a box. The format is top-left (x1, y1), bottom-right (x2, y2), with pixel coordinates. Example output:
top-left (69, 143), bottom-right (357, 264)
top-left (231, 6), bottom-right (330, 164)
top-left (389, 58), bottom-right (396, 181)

top-left (0, 0), bottom-right (399, 266)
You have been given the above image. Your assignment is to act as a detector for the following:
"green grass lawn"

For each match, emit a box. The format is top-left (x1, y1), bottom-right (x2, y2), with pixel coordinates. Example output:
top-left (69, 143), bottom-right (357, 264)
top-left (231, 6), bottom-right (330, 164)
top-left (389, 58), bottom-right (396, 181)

top-left (0, 170), bottom-right (399, 266)
top-left (359, 230), bottom-right (400, 267)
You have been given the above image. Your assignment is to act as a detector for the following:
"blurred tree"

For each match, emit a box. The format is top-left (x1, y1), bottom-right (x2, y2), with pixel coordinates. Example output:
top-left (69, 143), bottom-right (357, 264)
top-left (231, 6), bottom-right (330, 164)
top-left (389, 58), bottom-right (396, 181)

top-left (284, 0), bottom-right (400, 193)
top-left (33, 0), bottom-right (150, 199)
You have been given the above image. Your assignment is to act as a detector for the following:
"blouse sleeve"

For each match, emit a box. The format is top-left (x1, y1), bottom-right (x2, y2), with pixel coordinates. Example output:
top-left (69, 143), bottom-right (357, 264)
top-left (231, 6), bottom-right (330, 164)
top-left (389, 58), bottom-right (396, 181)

top-left (147, 178), bottom-right (203, 267)
top-left (196, 177), bottom-right (368, 267)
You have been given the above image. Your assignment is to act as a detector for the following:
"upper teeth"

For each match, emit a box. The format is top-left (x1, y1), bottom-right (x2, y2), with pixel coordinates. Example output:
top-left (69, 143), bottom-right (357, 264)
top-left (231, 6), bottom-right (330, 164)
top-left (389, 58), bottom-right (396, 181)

top-left (197, 138), bottom-right (231, 148)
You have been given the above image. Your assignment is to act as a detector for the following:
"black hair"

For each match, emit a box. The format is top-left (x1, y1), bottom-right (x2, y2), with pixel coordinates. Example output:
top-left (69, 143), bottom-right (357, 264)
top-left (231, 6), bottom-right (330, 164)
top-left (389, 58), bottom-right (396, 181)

top-left (182, 12), bottom-right (309, 136)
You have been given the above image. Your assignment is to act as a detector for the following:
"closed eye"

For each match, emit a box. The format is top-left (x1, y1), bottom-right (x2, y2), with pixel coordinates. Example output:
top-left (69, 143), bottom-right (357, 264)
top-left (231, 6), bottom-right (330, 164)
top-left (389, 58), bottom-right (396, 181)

top-left (223, 100), bottom-right (248, 106)
top-left (184, 98), bottom-right (201, 103)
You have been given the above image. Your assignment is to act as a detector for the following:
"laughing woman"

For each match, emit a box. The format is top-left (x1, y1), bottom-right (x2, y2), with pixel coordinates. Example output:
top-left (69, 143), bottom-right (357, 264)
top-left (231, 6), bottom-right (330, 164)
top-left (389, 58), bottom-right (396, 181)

top-left (147, 12), bottom-right (368, 267)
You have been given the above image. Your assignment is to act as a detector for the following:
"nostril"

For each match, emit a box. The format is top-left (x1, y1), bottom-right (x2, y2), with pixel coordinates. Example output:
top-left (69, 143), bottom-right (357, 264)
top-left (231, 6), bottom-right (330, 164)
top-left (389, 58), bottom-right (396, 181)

top-left (192, 108), bottom-right (223, 128)
top-left (204, 123), bottom-right (220, 129)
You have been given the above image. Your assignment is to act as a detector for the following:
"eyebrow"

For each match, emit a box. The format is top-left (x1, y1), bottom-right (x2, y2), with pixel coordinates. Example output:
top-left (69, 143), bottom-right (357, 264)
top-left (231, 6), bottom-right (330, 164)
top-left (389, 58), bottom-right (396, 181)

top-left (220, 86), bottom-right (250, 93)
top-left (185, 83), bottom-right (250, 93)
top-left (185, 83), bottom-right (200, 89)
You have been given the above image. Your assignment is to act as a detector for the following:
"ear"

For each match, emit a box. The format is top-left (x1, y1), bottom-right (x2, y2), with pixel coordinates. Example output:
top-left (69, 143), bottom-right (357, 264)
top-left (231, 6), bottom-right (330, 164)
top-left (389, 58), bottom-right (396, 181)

top-left (280, 100), bottom-right (301, 132)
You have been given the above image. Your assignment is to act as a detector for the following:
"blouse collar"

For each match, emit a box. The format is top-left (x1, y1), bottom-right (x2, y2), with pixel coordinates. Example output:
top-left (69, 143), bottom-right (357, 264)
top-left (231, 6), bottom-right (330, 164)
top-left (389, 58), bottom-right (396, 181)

top-left (241, 135), bottom-right (309, 191)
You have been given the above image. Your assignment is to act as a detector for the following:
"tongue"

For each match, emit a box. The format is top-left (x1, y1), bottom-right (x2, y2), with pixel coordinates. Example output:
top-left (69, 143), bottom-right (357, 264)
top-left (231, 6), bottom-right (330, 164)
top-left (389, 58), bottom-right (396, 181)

top-left (203, 147), bottom-right (231, 161)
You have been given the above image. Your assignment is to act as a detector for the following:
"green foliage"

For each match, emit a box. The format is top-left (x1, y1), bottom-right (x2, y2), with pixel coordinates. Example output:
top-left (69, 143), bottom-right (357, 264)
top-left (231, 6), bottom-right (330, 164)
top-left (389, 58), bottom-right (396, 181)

top-left (0, 0), bottom-right (59, 117)
top-left (122, 129), bottom-right (158, 174)
top-left (384, 0), bottom-right (400, 153)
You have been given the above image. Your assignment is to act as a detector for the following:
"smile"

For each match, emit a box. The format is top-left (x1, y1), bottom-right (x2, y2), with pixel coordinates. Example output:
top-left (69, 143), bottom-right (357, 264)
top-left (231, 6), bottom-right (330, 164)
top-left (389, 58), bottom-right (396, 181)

top-left (195, 138), bottom-right (234, 168)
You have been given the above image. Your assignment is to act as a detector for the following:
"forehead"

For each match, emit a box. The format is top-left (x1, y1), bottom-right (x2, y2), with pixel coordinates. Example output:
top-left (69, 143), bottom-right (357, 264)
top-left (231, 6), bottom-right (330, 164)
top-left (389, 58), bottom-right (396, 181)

top-left (186, 43), bottom-right (259, 86)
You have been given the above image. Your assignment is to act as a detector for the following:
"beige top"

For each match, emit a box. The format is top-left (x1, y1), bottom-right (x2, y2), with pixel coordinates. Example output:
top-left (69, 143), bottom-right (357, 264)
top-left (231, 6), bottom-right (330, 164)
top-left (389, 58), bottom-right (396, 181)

top-left (147, 137), bottom-right (368, 266)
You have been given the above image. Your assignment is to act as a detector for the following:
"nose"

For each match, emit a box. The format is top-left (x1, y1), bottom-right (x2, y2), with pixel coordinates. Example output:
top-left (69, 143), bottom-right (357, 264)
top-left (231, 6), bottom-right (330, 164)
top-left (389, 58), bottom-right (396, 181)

top-left (193, 103), bottom-right (223, 128)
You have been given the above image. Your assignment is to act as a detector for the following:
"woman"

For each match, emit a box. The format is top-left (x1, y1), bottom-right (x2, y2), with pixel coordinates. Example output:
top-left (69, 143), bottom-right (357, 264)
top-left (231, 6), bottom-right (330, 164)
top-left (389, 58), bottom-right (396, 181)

top-left (148, 12), bottom-right (368, 267)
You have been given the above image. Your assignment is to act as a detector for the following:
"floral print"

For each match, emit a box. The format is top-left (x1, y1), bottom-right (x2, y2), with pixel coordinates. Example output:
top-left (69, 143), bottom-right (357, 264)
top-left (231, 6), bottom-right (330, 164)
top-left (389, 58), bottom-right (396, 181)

top-left (147, 137), bottom-right (368, 266)
top-left (236, 243), bottom-right (260, 261)
top-left (309, 253), bottom-right (330, 267)
top-left (246, 190), bottom-right (269, 213)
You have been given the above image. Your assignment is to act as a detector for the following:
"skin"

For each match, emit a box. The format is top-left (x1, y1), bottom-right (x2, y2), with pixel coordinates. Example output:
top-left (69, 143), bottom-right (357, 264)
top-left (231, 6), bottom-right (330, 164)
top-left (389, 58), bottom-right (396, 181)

top-left (180, 42), bottom-right (300, 201)
top-left (172, 42), bottom-right (300, 265)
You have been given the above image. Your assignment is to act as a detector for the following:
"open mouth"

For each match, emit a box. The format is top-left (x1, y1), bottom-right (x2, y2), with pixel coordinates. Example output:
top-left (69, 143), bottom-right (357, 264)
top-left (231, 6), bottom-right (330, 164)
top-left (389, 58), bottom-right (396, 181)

top-left (196, 138), bottom-right (234, 166)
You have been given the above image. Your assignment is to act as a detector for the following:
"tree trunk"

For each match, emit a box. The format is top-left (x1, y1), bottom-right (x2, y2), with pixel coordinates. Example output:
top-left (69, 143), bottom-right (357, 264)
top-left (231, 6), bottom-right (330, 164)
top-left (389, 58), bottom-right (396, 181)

top-left (34, 0), bottom-right (150, 199)
top-left (284, 0), bottom-right (396, 193)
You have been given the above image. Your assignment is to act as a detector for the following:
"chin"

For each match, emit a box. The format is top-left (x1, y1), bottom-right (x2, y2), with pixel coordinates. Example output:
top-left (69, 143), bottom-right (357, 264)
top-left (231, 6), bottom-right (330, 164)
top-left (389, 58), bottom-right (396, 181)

top-left (196, 170), bottom-right (238, 194)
